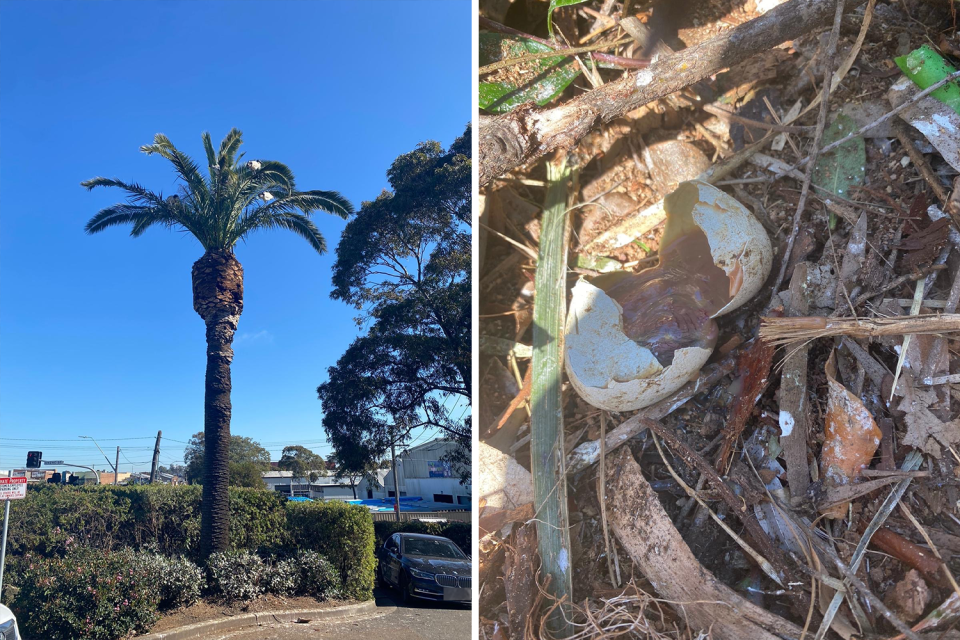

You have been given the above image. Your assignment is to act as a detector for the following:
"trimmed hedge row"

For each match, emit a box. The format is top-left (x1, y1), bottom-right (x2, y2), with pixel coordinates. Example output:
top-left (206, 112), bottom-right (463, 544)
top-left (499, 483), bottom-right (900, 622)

top-left (7, 484), bottom-right (375, 599)
top-left (373, 520), bottom-right (471, 556)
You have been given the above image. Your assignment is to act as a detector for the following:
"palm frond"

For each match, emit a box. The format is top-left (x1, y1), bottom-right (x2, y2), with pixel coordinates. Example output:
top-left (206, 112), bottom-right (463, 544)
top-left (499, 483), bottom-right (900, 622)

top-left (202, 131), bottom-right (217, 169)
top-left (235, 210), bottom-right (327, 254)
top-left (80, 177), bottom-right (164, 207)
top-left (85, 204), bottom-right (161, 234)
top-left (140, 133), bottom-right (209, 202)
top-left (252, 160), bottom-right (296, 191)
top-left (294, 190), bottom-right (354, 217)
top-left (218, 128), bottom-right (244, 168)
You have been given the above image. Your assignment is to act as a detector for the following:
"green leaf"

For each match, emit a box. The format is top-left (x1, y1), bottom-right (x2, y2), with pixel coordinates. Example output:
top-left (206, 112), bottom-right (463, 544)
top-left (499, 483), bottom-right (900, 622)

top-left (547, 0), bottom-right (590, 38)
top-left (812, 113), bottom-right (865, 200)
top-left (479, 32), bottom-right (581, 114)
top-left (894, 44), bottom-right (960, 115)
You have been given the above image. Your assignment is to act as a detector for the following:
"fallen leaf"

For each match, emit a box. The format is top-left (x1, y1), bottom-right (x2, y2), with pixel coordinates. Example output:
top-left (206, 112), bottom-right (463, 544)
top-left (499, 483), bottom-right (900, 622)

top-left (885, 569), bottom-right (931, 624)
top-left (820, 350), bottom-right (882, 518)
top-left (812, 113), bottom-right (866, 200)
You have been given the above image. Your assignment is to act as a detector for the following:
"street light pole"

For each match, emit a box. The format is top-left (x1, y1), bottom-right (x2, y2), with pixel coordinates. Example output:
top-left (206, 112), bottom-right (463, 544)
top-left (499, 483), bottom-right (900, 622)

top-left (79, 436), bottom-right (118, 484)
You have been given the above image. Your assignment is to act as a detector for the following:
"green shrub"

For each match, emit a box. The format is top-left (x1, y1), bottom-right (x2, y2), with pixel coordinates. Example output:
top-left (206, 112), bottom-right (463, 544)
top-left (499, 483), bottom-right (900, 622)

top-left (208, 550), bottom-right (268, 601)
top-left (292, 550), bottom-right (342, 600)
top-left (286, 501), bottom-right (375, 600)
top-left (123, 550), bottom-right (203, 610)
top-left (11, 546), bottom-right (160, 640)
top-left (373, 520), bottom-right (471, 555)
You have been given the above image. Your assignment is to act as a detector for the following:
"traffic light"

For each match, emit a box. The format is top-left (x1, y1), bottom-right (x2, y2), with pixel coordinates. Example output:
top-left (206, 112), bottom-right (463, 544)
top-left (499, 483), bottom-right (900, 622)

top-left (26, 451), bottom-right (42, 469)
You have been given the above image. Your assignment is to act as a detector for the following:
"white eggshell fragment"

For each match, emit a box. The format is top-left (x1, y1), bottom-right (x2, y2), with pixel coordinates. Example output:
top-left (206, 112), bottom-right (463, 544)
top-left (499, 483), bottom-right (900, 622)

top-left (564, 181), bottom-right (772, 411)
top-left (565, 280), bottom-right (712, 412)
top-left (663, 180), bottom-right (773, 317)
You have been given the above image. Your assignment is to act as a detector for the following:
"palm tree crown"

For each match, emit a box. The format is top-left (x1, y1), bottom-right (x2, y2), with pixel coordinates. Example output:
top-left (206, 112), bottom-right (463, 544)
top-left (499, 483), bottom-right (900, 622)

top-left (82, 128), bottom-right (353, 252)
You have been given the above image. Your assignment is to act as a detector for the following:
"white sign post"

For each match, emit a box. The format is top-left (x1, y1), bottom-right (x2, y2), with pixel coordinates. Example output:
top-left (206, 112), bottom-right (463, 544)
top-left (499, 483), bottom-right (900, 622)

top-left (0, 474), bottom-right (26, 598)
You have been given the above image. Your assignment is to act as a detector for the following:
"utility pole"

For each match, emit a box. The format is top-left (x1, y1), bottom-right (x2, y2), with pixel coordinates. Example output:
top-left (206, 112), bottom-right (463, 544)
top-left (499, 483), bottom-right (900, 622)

top-left (391, 443), bottom-right (401, 522)
top-left (150, 430), bottom-right (162, 483)
top-left (114, 447), bottom-right (120, 485)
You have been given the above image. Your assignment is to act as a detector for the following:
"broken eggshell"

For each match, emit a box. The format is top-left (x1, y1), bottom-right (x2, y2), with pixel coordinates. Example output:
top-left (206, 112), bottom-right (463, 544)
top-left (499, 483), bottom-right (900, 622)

top-left (565, 180), bottom-right (773, 412)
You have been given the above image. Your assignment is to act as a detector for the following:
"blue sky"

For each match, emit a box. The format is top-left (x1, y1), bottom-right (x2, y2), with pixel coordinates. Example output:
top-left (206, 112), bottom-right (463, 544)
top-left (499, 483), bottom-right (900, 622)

top-left (0, 0), bottom-right (470, 473)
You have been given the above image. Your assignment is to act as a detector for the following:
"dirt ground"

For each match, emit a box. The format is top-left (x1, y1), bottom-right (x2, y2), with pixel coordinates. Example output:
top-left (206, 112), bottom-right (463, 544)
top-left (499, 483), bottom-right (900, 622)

top-left (145, 595), bottom-right (349, 634)
top-left (479, 0), bottom-right (960, 638)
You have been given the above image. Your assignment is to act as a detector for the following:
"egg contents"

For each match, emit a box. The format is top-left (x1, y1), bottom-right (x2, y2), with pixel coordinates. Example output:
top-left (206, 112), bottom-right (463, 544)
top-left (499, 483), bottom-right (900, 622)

top-left (565, 181), bottom-right (773, 412)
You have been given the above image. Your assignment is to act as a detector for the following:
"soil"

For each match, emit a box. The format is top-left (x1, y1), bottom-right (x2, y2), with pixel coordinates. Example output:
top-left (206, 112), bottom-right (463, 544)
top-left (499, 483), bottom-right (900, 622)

top-left (145, 596), bottom-right (351, 634)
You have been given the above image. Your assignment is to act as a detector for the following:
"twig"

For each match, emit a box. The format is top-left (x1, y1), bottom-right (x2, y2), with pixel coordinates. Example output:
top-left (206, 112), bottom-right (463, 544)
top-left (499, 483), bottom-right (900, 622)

top-left (597, 412), bottom-right (618, 589)
top-left (530, 154), bottom-right (575, 637)
top-left (831, 557), bottom-right (924, 640)
top-left (479, 37), bottom-right (635, 75)
top-left (890, 280), bottom-right (926, 401)
top-left (759, 313), bottom-right (960, 344)
top-left (894, 120), bottom-right (951, 204)
top-left (702, 103), bottom-right (813, 134)
top-left (771, 0), bottom-right (845, 297)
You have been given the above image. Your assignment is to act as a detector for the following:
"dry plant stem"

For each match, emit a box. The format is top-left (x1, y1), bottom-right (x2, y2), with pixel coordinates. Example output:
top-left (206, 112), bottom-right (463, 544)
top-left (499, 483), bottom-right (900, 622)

top-left (651, 433), bottom-right (784, 586)
top-left (772, 69), bottom-right (960, 182)
top-left (530, 155), bottom-right (575, 638)
top-left (782, 263), bottom-right (813, 502)
top-left (891, 280), bottom-right (926, 402)
top-left (640, 418), bottom-right (804, 595)
top-left (830, 558), bottom-right (924, 640)
top-left (760, 313), bottom-right (960, 344)
top-left (702, 103), bottom-right (813, 134)
top-left (814, 449), bottom-right (923, 640)
top-left (894, 120), bottom-right (950, 204)
top-left (772, 0), bottom-right (845, 297)
top-left (566, 359), bottom-right (735, 474)
top-left (479, 37), bottom-right (634, 75)
top-left (479, 18), bottom-right (650, 70)
top-left (899, 502), bottom-right (960, 597)
top-left (605, 447), bottom-right (803, 639)
top-left (479, 0), bottom-right (860, 186)
top-left (597, 412), bottom-right (618, 589)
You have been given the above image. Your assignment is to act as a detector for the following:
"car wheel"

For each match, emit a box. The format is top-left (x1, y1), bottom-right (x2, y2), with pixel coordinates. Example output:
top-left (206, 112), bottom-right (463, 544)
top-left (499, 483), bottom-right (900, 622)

top-left (400, 572), bottom-right (415, 604)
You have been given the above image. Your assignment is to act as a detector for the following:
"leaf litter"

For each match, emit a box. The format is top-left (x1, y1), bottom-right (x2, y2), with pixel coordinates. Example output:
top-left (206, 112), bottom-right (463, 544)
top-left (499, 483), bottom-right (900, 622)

top-left (478, 0), bottom-right (960, 638)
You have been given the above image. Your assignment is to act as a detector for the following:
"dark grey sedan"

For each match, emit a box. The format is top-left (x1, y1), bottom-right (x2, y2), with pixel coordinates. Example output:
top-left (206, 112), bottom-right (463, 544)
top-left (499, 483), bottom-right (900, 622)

top-left (377, 533), bottom-right (471, 604)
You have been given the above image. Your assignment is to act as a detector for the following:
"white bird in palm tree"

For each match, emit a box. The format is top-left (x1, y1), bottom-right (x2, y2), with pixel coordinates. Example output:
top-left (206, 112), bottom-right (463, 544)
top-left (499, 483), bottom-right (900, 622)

top-left (247, 160), bottom-right (262, 171)
top-left (262, 192), bottom-right (274, 202)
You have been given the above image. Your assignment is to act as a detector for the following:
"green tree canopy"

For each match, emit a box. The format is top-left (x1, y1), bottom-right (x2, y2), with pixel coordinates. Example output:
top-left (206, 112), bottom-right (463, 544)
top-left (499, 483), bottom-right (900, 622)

top-left (277, 445), bottom-right (326, 483)
top-left (319, 125), bottom-right (471, 480)
top-left (183, 431), bottom-right (271, 486)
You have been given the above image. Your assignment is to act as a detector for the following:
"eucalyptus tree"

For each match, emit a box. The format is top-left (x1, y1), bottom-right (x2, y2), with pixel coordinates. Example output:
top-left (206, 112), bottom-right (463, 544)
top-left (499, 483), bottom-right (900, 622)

top-left (82, 129), bottom-right (352, 558)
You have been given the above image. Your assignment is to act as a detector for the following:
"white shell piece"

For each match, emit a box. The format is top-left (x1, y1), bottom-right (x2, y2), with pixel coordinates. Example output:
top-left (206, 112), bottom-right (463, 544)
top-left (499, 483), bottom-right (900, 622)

top-left (666, 181), bottom-right (773, 317)
top-left (565, 280), bottom-right (712, 412)
top-left (564, 181), bottom-right (772, 411)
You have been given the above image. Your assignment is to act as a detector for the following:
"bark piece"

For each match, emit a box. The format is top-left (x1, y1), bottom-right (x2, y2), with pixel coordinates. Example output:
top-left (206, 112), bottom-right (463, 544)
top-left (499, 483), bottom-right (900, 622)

top-left (885, 569), bottom-right (931, 624)
top-left (605, 447), bottom-right (802, 640)
top-left (781, 262), bottom-right (812, 502)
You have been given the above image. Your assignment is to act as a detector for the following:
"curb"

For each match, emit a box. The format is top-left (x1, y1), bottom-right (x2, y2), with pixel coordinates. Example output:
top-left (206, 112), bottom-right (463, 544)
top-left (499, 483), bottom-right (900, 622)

top-left (138, 600), bottom-right (390, 640)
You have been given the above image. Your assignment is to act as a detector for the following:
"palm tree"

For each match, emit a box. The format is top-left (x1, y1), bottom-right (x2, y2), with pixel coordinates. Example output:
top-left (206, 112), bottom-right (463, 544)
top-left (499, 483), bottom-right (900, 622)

top-left (82, 129), bottom-right (353, 558)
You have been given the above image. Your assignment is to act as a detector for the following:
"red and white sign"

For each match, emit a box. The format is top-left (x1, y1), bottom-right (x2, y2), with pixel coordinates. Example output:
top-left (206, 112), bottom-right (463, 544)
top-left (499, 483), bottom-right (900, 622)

top-left (0, 477), bottom-right (27, 500)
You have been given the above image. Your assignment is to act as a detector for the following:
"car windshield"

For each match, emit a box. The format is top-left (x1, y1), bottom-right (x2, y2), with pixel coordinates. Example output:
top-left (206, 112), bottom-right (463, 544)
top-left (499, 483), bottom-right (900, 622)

top-left (402, 537), bottom-right (465, 559)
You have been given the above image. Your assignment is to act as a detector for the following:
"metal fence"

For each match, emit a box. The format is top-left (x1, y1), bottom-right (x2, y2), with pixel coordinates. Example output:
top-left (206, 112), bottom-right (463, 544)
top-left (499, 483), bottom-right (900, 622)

top-left (369, 510), bottom-right (471, 523)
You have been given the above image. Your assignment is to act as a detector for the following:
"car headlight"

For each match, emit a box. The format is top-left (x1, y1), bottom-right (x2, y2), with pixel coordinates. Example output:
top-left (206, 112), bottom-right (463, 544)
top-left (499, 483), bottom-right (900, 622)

top-left (408, 567), bottom-right (434, 580)
top-left (0, 618), bottom-right (18, 640)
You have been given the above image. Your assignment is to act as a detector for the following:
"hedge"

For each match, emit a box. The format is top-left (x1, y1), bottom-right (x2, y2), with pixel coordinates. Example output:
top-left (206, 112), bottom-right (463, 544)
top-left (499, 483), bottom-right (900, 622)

top-left (373, 520), bottom-right (471, 556)
top-left (7, 484), bottom-right (288, 561)
top-left (286, 500), bottom-right (376, 600)
top-left (6, 485), bottom-right (375, 600)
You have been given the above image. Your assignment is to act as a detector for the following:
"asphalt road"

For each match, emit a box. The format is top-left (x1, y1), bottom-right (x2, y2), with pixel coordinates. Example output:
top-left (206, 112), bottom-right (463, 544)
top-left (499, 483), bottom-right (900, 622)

top-left (210, 587), bottom-right (471, 640)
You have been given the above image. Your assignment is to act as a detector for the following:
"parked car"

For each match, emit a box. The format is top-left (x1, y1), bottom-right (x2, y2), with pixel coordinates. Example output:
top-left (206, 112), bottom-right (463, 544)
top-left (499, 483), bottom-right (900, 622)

top-left (0, 603), bottom-right (19, 640)
top-left (377, 532), bottom-right (471, 604)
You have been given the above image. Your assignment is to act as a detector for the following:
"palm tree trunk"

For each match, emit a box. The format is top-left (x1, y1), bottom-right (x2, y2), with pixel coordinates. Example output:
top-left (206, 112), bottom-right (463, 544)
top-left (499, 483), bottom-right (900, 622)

top-left (192, 250), bottom-right (244, 559)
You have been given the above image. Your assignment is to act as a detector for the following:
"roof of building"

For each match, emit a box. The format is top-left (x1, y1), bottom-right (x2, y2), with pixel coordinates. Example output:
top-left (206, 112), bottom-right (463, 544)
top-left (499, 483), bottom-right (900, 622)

top-left (262, 469), bottom-right (389, 485)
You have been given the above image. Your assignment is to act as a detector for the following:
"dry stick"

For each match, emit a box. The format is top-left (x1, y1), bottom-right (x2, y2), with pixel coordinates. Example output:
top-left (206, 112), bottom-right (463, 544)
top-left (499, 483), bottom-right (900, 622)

top-left (566, 358), bottom-right (735, 474)
top-left (814, 449), bottom-right (923, 640)
top-left (702, 103), bottom-right (813, 134)
top-left (640, 417), bottom-right (806, 598)
top-left (894, 120), bottom-right (951, 204)
top-left (479, 17), bottom-right (650, 70)
top-left (759, 313), bottom-right (960, 345)
top-left (479, 0), bottom-right (860, 186)
top-left (597, 412), bottom-right (618, 589)
top-left (772, 0), bottom-right (845, 297)
top-left (899, 502), bottom-right (960, 601)
top-left (771, 68), bottom-right (960, 182)
top-left (479, 37), bottom-right (635, 75)
top-left (831, 558), bottom-right (924, 640)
